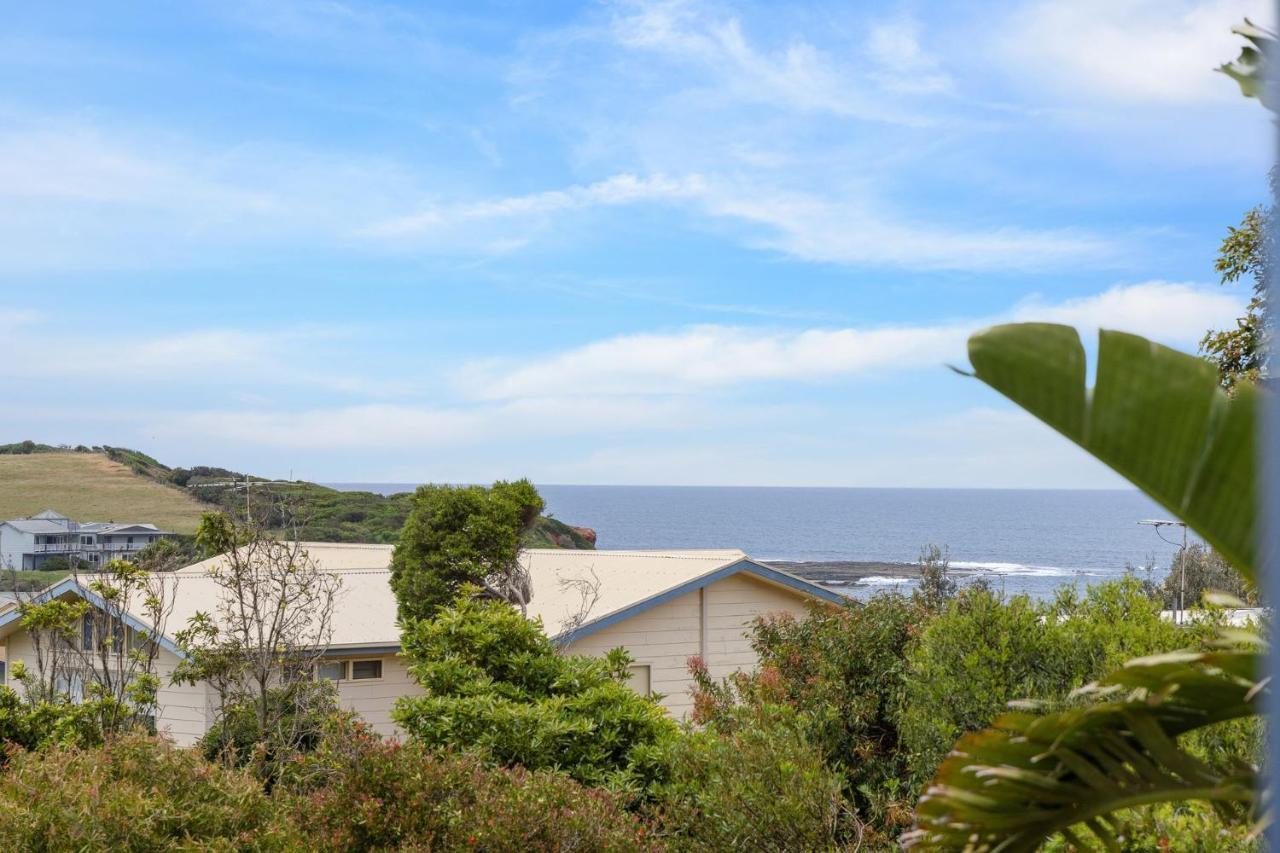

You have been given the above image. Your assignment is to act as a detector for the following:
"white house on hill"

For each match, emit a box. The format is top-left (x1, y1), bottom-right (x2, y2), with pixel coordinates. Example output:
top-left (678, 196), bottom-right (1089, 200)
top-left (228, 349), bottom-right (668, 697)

top-left (0, 509), bottom-right (173, 570)
top-left (0, 544), bottom-right (843, 744)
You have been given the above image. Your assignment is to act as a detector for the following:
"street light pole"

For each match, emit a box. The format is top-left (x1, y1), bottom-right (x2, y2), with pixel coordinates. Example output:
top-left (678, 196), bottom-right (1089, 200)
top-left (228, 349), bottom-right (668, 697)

top-left (1138, 519), bottom-right (1189, 624)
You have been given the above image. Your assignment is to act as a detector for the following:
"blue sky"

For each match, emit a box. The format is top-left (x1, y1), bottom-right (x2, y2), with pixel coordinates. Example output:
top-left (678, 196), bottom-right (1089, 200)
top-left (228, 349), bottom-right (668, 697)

top-left (0, 0), bottom-right (1272, 486)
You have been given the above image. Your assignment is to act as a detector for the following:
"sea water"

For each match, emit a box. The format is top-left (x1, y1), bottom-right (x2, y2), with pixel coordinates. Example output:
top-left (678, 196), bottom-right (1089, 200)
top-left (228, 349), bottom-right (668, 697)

top-left (328, 484), bottom-right (1192, 600)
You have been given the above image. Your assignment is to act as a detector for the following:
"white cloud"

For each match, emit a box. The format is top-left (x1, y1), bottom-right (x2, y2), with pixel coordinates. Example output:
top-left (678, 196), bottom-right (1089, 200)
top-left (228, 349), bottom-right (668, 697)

top-left (865, 18), bottom-right (952, 95)
top-left (1002, 0), bottom-right (1273, 103)
top-left (1012, 280), bottom-right (1244, 341)
top-left (464, 281), bottom-right (1245, 399)
top-left (363, 173), bottom-right (705, 237)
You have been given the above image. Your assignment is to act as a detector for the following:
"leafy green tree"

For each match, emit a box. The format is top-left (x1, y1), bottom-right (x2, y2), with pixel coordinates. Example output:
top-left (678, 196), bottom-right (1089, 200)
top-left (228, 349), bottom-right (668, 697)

top-left (1160, 543), bottom-right (1259, 610)
top-left (390, 478), bottom-right (544, 621)
top-left (1202, 20), bottom-right (1275, 391)
top-left (393, 591), bottom-right (678, 790)
top-left (1202, 173), bottom-right (1272, 391)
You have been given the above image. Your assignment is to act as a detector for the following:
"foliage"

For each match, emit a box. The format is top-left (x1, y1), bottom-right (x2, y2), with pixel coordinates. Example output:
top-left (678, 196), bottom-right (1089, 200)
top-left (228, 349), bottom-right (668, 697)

top-left (174, 513), bottom-right (341, 779)
top-left (1203, 165), bottom-right (1273, 391)
top-left (900, 579), bottom-right (1185, 789)
top-left (394, 592), bottom-right (679, 790)
top-left (964, 323), bottom-right (1257, 581)
top-left (200, 683), bottom-right (340, 781)
top-left (911, 315), bottom-right (1266, 847)
top-left (28, 555), bottom-right (91, 573)
top-left (692, 594), bottom-right (921, 834)
top-left (1159, 543), bottom-right (1259, 610)
top-left (1216, 19), bottom-right (1276, 109)
top-left (0, 686), bottom-right (124, 754)
top-left (915, 544), bottom-right (956, 611)
top-left (390, 478), bottom-right (546, 620)
top-left (0, 734), bottom-right (289, 851)
top-left (277, 716), bottom-right (658, 852)
top-left (0, 440), bottom-right (55, 454)
top-left (131, 535), bottom-right (199, 572)
top-left (906, 641), bottom-right (1262, 850)
top-left (649, 704), bottom-right (851, 851)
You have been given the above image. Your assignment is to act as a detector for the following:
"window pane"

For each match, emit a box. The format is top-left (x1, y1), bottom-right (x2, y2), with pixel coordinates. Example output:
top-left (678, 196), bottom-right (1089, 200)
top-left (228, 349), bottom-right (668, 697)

top-left (317, 661), bottom-right (346, 682)
top-left (627, 664), bottom-right (651, 697)
top-left (351, 659), bottom-right (382, 680)
top-left (81, 615), bottom-right (94, 651)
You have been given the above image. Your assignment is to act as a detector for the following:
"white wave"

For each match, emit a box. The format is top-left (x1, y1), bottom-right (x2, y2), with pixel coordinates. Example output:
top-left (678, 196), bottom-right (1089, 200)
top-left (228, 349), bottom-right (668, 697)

top-left (950, 561), bottom-right (1071, 578)
top-left (856, 575), bottom-right (914, 586)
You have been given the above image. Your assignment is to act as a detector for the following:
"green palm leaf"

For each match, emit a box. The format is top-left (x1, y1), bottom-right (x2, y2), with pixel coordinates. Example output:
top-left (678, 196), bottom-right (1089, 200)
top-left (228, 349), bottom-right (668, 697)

top-left (904, 642), bottom-right (1264, 851)
top-left (964, 324), bottom-right (1258, 581)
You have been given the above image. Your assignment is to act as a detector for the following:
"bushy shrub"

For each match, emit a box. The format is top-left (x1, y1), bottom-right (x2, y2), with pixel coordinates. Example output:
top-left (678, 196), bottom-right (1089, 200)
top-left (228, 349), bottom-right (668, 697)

top-left (200, 682), bottom-right (340, 783)
top-left (0, 686), bottom-right (130, 754)
top-left (0, 734), bottom-right (289, 850)
top-left (650, 704), bottom-right (851, 851)
top-left (899, 578), bottom-right (1186, 784)
top-left (394, 594), bottom-right (679, 790)
top-left (278, 718), bottom-right (658, 852)
top-left (692, 594), bottom-right (922, 832)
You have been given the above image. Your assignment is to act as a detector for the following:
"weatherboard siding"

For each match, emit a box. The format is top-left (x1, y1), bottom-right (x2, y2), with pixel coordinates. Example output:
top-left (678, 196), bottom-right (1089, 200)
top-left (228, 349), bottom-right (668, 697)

top-left (1, 634), bottom-right (213, 747)
top-left (562, 572), bottom-right (811, 719)
top-left (333, 654), bottom-right (423, 738)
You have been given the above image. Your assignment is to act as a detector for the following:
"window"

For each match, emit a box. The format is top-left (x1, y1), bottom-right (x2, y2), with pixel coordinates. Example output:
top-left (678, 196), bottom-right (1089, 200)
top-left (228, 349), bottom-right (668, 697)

top-left (317, 661), bottom-right (347, 682)
top-left (350, 659), bottom-right (382, 680)
top-left (81, 614), bottom-right (94, 651)
top-left (0, 661), bottom-right (7, 685)
top-left (626, 664), bottom-right (651, 697)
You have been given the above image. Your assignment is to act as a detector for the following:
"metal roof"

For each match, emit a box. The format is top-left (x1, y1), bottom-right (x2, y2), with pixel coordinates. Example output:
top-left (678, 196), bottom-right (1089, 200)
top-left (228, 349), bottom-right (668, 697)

top-left (0, 543), bottom-right (841, 653)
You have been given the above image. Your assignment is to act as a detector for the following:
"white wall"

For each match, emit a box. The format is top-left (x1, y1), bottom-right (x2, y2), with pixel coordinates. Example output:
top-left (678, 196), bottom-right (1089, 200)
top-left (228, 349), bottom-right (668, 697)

top-left (0, 525), bottom-right (34, 571)
top-left (563, 572), bottom-right (812, 719)
top-left (332, 654), bottom-right (424, 739)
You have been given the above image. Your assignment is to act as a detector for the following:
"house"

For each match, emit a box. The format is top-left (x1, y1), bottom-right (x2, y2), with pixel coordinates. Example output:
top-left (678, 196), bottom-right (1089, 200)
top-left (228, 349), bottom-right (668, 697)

top-left (0, 544), bottom-right (844, 745)
top-left (0, 510), bottom-right (173, 570)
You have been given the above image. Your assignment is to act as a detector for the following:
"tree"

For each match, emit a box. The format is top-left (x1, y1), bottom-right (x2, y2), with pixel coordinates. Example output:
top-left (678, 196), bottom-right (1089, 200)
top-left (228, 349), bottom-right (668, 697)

top-left (390, 479), bottom-right (544, 621)
top-left (1201, 19), bottom-right (1275, 391)
top-left (392, 591), bottom-right (678, 790)
top-left (914, 544), bottom-right (956, 611)
top-left (1159, 543), bottom-right (1258, 610)
top-left (172, 512), bottom-right (341, 770)
top-left (9, 558), bottom-right (174, 739)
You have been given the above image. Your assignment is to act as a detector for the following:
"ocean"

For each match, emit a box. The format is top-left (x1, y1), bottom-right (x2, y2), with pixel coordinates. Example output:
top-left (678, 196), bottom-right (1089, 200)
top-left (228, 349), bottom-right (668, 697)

top-left (328, 484), bottom-right (1192, 600)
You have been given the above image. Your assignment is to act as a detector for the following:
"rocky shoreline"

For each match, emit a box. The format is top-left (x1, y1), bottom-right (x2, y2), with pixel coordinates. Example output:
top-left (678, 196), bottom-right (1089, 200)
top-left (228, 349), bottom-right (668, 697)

top-left (763, 560), bottom-right (919, 587)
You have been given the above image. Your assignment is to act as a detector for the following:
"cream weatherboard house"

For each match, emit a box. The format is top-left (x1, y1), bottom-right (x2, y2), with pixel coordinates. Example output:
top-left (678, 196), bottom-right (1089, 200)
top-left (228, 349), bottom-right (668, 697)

top-left (0, 544), bottom-right (843, 745)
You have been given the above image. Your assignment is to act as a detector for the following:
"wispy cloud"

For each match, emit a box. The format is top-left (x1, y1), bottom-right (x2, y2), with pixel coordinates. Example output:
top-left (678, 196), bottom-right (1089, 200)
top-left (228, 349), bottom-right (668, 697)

top-left (362, 173), bottom-right (705, 237)
top-left (463, 281), bottom-right (1243, 399)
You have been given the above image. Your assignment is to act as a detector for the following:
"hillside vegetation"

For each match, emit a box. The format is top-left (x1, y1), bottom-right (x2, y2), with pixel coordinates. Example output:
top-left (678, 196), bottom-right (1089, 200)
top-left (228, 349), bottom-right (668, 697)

top-left (0, 452), bottom-right (208, 533)
top-left (0, 443), bottom-right (594, 548)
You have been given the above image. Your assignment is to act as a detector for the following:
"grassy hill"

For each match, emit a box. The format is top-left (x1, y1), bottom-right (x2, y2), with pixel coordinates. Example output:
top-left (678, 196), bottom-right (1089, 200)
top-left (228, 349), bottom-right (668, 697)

top-left (0, 452), bottom-right (208, 533)
top-left (0, 444), bottom-right (595, 549)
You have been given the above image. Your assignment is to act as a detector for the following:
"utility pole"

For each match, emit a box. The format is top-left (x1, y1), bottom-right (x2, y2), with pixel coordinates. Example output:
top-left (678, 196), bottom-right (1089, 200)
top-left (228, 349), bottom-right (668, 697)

top-left (1138, 519), bottom-right (1189, 624)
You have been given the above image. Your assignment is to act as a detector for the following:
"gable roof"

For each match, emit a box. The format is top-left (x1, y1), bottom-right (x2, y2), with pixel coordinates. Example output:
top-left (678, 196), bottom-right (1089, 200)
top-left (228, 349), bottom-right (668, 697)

top-left (0, 543), bottom-right (842, 654)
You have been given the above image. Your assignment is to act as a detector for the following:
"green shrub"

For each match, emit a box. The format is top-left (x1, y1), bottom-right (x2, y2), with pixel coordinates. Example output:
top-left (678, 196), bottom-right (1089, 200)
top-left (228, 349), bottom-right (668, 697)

top-left (0, 734), bottom-right (290, 851)
top-left (692, 594), bottom-right (922, 832)
top-left (200, 683), bottom-right (340, 783)
top-left (278, 718), bottom-right (658, 852)
top-left (898, 578), bottom-right (1186, 784)
top-left (394, 593), bottom-right (679, 791)
top-left (0, 686), bottom-right (132, 754)
top-left (650, 705), bottom-right (850, 851)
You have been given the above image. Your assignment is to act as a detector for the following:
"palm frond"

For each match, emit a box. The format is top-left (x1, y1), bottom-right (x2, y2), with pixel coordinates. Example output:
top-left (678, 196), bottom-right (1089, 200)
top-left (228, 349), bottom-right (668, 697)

top-left (904, 640), bottom-right (1264, 851)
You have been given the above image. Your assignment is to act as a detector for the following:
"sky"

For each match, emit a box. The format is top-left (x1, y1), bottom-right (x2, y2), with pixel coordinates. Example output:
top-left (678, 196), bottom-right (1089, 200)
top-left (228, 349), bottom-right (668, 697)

top-left (0, 0), bottom-right (1273, 487)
